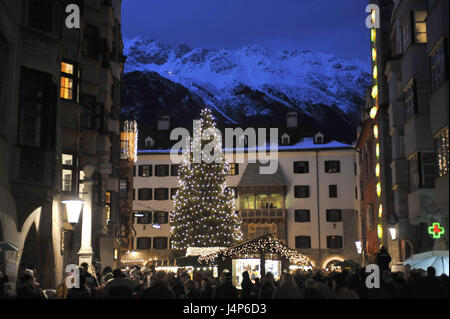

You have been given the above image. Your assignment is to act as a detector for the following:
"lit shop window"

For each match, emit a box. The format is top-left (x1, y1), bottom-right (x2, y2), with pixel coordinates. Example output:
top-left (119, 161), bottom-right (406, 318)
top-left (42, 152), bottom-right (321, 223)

top-left (60, 61), bottom-right (78, 102)
top-left (230, 163), bottom-right (239, 175)
top-left (435, 127), bottom-right (449, 176)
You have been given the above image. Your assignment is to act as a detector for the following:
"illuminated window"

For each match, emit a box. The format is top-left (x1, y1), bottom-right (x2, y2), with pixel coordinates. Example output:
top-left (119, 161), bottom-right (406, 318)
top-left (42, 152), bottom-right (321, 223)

top-left (230, 163), bottom-right (239, 175)
top-left (138, 165), bottom-right (152, 177)
top-left (325, 161), bottom-right (340, 173)
top-left (60, 61), bottom-right (78, 102)
top-left (435, 127), bottom-right (449, 176)
top-left (62, 154), bottom-right (78, 193)
top-left (414, 11), bottom-right (427, 43)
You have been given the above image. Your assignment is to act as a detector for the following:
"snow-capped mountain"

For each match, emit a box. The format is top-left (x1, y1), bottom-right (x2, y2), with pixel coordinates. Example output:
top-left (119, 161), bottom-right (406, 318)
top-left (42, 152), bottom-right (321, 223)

top-left (122, 36), bottom-right (371, 143)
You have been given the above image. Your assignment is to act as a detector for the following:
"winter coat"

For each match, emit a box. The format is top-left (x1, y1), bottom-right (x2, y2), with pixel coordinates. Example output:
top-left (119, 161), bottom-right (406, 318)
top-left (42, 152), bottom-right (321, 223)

top-left (142, 282), bottom-right (176, 299)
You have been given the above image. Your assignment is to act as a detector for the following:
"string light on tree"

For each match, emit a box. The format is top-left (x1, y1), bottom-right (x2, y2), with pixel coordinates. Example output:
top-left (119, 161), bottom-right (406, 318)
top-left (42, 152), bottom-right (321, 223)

top-left (170, 108), bottom-right (242, 250)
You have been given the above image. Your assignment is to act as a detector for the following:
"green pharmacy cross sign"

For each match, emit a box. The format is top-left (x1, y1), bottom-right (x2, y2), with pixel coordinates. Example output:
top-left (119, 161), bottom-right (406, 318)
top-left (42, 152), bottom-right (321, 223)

top-left (428, 222), bottom-right (445, 239)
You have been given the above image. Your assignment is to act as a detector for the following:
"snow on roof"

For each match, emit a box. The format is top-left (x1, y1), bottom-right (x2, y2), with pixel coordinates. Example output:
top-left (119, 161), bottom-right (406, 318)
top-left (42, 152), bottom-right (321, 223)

top-left (137, 138), bottom-right (353, 154)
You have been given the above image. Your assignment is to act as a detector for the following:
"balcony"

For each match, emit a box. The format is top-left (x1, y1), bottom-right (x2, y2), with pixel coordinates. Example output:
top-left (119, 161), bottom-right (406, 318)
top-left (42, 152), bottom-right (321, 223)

top-left (390, 159), bottom-right (409, 186)
top-left (388, 101), bottom-right (405, 133)
top-left (404, 114), bottom-right (434, 157)
top-left (240, 209), bottom-right (286, 220)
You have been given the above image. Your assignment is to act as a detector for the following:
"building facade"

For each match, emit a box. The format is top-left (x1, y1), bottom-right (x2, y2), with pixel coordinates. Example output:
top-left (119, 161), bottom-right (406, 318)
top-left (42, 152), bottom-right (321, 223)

top-left (361, 0), bottom-right (449, 266)
top-left (0, 0), bottom-right (124, 291)
top-left (128, 123), bottom-right (360, 270)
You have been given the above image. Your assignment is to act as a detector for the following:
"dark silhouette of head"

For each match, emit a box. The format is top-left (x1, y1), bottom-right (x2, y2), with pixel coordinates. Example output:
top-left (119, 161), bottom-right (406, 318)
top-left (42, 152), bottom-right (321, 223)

top-left (112, 269), bottom-right (125, 278)
top-left (427, 266), bottom-right (436, 277)
top-left (242, 271), bottom-right (250, 281)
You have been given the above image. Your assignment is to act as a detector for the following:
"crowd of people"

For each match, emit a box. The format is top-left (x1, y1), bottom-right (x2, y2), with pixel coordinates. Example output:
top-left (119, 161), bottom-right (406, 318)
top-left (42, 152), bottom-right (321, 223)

top-left (1, 263), bottom-right (448, 299)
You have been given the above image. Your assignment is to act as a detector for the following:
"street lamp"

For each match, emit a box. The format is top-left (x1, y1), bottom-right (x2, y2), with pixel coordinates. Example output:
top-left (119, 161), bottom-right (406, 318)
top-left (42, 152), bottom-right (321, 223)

top-left (62, 197), bottom-right (84, 225)
top-left (389, 227), bottom-right (397, 241)
top-left (355, 241), bottom-right (362, 254)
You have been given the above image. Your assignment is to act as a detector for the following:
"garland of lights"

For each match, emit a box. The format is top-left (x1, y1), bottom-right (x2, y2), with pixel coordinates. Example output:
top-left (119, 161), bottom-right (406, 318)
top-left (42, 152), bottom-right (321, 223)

top-left (370, 10), bottom-right (383, 241)
top-left (170, 108), bottom-right (242, 249)
top-left (123, 120), bottom-right (138, 163)
top-left (197, 235), bottom-right (312, 267)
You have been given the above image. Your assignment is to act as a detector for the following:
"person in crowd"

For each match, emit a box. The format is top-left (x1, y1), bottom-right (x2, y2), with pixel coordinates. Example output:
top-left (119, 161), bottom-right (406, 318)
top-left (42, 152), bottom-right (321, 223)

top-left (16, 273), bottom-right (45, 299)
top-left (80, 262), bottom-right (98, 295)
top-left (376, 246), bottom-right (392, 271)
top-left (258, 272), bottom-right (276, 299)
top-left (333, 272), bottom-right (359, 299)
top-left (67, 272), bottom-right (91, 299)
top-left (212, 272), bottom-right (238, 299)
top-left (173, 271), bottom-right (190, 299)
top-left (199, 277), bottom-right (213, 299)
top-left (142, 270), bottom-right (176, 299)
top-left (0, 269), bottom-right (9, 299)
top-left (102, 268), bottom-right (138, 299)
top-left (183, 279), bottom-right (200, 299)
top-left (240, 271), bottom-right (255, 299)
top-left (273, 273), bottom-right (302, 299)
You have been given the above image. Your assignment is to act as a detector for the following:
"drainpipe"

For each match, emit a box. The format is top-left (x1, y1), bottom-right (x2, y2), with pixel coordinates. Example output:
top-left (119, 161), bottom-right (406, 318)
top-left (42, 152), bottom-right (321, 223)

top-left (316, 151), bottom-right (321, 268)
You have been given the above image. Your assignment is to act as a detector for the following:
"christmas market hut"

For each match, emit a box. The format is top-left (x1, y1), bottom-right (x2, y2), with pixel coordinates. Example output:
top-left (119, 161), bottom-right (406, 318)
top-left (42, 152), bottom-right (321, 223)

top-left (198, 234), bottom-right (312, 288)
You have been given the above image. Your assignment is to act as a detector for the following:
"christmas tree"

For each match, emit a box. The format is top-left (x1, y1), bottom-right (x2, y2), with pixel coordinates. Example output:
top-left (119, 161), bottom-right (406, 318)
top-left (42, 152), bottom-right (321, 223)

top-left (170, 108), bottom-right (242, 249)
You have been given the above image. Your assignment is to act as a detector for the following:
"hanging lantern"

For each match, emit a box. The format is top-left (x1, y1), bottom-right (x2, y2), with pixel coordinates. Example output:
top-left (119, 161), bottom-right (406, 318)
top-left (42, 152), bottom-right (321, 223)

top-left (375, 163), bottom-right (380, 177)
top-left (372, 48), bottom-right (377, 62)
top-left (371, 28), bottom-right (376, 43)
top-left (376, 182), bottom-right (381, 197)
top-left (370, 106), bottom-right (378, 119)
top-left (373, 125), bottom-right (379, 139)
top-left (376, 143), bottom-right (380, 158)
top-left (373, 65), bottom-right (378, 79)
top-left (371, 85), bottom-right (378, 99)
top-left (378, 204), bottom-right (383, 218)
top-left (377, 224), bottom-right (383, 239)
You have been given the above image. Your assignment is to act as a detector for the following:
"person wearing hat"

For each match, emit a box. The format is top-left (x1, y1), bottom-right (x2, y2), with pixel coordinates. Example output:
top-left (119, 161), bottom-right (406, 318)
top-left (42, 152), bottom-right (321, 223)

top-left (212, 272), bottom-right (238, 299)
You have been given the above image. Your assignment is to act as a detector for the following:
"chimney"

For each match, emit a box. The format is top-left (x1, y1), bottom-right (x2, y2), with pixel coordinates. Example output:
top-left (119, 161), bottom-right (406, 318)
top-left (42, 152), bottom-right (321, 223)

top-left (286, 112), bottom-right (298, 128)
top-left (157, 115), bottom-right (170, 130)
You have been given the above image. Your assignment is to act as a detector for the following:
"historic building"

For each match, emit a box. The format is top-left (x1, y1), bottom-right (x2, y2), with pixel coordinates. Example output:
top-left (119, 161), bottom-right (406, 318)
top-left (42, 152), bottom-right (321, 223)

top-left (127, 115), bottom-right (360, 270)
top-left (0, 0), bottom-right (124, 292)
top-left (359, 0), bottom-right (449, 265)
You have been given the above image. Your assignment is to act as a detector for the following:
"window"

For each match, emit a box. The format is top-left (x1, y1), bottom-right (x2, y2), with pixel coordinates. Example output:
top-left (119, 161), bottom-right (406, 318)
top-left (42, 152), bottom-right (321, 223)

top-left (18, 67), bottom-right (56, 149)
top-left (326, 209), bottom-right (342, 222)
top-left (293, 161), bottom-right (309, 174)
top-left (119, 179), bottom-right (127, 199)
top-left (435, 127), bottom-right (449, 176)
top-left (62, 154), bottom-right (78, 193)
top-left (80, 95), bottom-right (103, 130)
top-left (282, 134), bottom-right (290, 145)
top-left (404, 80), bottom-right (417, 121)
top-left (138, 165), bottom-right (152, 177)
top-left (413, 11), bottom-right (427, 44)
top-left (401, 14), bottom-right (412, 50)
top-left (153, 237), bottom-right (168, 250)
top-left (133, 165), bottom-right (136, 177)
top-left (28, 0), bottom-right (53, 33)
top-left (430, 39), bottom-right (448, 90)
top-left (153, 211), bottom-right (168, 224)
top-left (355, 187), bottom-right (358, 199)
top-left (138, 188), bottom-right (152, 200)
top-left (155, 165), bottom-right (169, 177)
top-left (154, 188), bottom-right (169, 200)
top-left (133, 189), bottom-right (135, 200)
top-left (137, 212), bottom-right (152, 224)
top-left (170, 188), bottom-right (179, 200)
top-left (325, 161), bottom-right (340, 173)
top-left (294, 185), bottom-right (310, 198)
top-left (136, 237), bottom-right (151, 250)
top-left (295, 236), bottom-right (311, 249)
top-left (230, 163), bottom-right (239, 175)
top-left (60, 61), bottom-right (79, 102)
top-left (329, 185), bottom-right (338, 198)
top-left (327, 236), bottom-right (343, 249)
top-left (408, 152), bottom-right (436, 190)
top-left (171, 164), bottom-right (180, 176)
top-left (83, 25), bottom-right (99, 59)
top-left (294, 210), bottom-right (310, 223)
